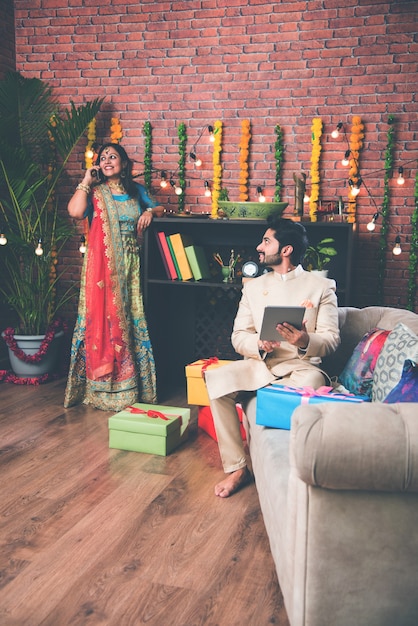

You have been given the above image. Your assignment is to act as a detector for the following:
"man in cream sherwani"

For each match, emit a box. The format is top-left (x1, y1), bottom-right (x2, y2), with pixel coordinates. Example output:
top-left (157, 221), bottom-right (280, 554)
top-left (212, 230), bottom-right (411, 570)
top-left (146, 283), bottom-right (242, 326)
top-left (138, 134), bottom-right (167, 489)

top-left (205, 218), bottom-right (340, 498)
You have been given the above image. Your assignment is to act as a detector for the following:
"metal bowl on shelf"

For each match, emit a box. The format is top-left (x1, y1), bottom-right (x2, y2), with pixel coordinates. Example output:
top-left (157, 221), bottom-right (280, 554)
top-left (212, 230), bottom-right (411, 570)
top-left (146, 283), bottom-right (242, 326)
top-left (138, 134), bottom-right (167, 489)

top-left (217, 201), bottom-right (289, 220)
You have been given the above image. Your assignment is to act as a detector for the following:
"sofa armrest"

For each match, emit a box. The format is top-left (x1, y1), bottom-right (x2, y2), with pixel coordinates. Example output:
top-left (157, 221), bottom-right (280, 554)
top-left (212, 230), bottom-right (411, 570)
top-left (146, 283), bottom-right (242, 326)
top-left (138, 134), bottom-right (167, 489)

top-left (291, 402), bottom-right (418, 492)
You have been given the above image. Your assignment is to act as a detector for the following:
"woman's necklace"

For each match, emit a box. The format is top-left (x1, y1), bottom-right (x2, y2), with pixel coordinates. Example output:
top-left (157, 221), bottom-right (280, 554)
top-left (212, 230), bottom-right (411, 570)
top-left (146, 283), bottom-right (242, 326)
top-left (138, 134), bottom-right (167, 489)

top-left (107, 180), bottom-right (125, 193)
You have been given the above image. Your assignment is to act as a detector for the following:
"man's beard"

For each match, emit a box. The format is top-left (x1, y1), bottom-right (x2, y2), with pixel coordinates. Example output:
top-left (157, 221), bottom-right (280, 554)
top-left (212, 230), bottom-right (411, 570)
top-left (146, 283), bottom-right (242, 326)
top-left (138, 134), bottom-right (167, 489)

top-left (259, 253), bottom-right (282, 268)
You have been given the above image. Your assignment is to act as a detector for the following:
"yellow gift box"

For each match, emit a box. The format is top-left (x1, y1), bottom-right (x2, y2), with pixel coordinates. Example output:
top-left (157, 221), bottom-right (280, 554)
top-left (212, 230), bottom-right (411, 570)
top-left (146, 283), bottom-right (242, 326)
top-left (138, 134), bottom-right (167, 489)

top-left (185, 358), bottom-right (234, 406)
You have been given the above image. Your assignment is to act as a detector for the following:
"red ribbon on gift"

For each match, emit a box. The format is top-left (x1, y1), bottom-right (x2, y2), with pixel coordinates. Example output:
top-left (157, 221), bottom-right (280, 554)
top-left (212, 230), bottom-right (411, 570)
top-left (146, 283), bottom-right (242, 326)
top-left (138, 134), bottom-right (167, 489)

top-left (126, 406), bottom-right (173, 421)
top-left (190, 357), bottom-right (219, 378)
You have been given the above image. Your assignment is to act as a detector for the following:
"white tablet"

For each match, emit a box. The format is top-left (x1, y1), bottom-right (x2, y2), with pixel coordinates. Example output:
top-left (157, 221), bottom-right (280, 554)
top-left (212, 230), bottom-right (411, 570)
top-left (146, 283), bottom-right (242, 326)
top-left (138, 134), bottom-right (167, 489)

top-left (260, 306), bottom-right (306, 342)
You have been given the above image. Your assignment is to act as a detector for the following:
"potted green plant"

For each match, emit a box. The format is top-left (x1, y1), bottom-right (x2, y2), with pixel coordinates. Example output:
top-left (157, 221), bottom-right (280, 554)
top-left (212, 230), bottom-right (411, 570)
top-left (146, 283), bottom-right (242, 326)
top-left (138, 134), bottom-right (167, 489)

top-left (0, 71), bottom-right (103, 378)
top-left (303, 237), bottom-right (338, 274)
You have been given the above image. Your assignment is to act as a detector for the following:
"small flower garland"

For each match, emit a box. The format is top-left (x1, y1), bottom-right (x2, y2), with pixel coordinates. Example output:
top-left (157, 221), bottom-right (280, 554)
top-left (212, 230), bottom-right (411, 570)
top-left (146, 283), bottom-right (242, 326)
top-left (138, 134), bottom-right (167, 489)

top-left (376, 115), bottom-right (395, 305)
top-left (238, 119), bottom-right (251, 201)
top-left (211, 120), bottom-right (223, 217)
top-left (347, 115), bottom-right (364, 222)
top-left (177, 122), bottom-right (187, 213)
top-left (407, 162), bottom-right (418, 311)
top-left (274, 124), bottom-right (284, 202)
top-left (309, 118), bottom-right (323, 222)
top-left (0, 370), bottom-right (59, 385)
top-left (2, 319), bottom-right (67, 364)
top-left (110, 117), bottom-right (123, 143)
top-left (143, 121), bottom-right (153, 193)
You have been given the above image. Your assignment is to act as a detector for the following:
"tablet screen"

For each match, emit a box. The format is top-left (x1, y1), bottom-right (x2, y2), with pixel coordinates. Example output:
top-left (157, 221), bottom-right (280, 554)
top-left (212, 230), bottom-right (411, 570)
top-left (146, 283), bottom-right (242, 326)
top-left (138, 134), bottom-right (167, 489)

top-left (260, 306), bottom-right (306, 342)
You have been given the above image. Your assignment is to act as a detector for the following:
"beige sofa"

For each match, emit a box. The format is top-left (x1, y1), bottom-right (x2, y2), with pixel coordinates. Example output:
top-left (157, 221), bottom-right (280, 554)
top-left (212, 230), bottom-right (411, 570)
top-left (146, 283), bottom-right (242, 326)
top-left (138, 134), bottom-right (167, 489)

top-left (244, 306), bottom-right (418, 626)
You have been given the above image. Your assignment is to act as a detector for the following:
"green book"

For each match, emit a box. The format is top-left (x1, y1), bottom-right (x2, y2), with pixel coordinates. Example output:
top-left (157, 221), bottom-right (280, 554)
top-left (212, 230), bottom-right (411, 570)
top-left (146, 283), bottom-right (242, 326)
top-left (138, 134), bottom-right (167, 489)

top-left (185, 245), bottom-right (211, 280)
top-left (166, 236), bottom-right (182, 280)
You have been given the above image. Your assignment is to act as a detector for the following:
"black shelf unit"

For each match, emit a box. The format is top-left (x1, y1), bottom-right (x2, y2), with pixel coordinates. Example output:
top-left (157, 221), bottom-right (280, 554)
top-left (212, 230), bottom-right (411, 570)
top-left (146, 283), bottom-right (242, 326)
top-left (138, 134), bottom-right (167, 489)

top-left (142, 218), bottom-right (354, 393)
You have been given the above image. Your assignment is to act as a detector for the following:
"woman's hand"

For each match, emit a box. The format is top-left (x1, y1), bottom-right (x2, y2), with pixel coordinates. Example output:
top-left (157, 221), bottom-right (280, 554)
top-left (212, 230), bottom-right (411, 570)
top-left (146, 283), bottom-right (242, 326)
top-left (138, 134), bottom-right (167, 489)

top-left (137, 209), bottom-right (153, 232)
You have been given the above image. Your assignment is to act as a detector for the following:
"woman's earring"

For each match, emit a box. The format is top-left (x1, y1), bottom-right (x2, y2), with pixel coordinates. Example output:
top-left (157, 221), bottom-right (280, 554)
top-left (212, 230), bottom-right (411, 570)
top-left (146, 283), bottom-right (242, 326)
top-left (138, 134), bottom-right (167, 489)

top-left (121, 169), bottom-right (126, 178)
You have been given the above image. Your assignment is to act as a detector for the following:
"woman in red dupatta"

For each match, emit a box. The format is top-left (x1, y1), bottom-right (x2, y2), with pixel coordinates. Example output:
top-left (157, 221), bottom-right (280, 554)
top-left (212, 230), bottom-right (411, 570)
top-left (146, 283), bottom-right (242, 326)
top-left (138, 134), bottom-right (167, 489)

top-left (64, 143), bottom-right (164, 411)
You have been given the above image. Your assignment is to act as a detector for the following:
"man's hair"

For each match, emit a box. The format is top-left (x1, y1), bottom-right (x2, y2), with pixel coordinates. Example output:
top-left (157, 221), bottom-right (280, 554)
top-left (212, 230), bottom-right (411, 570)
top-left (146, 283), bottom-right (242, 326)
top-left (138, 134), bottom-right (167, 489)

top-left (266, 216), bottom-right (309, 265)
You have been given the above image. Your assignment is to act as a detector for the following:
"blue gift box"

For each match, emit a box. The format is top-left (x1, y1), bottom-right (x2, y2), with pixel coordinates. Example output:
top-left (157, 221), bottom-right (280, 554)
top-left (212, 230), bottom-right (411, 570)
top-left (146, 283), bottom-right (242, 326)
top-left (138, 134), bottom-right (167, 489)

top-left (256, 384), bottom-right (370, 430)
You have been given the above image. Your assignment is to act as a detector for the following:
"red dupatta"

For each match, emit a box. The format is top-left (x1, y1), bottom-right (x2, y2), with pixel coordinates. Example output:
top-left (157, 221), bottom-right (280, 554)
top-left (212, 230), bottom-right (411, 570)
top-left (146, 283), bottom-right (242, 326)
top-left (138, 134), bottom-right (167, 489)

top-left (84, 186), bottom-right (133, 381)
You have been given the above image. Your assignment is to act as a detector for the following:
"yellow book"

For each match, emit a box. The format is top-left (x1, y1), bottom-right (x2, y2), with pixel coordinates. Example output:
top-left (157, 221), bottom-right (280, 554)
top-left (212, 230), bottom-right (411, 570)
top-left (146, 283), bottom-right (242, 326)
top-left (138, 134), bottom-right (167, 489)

top-left (168, 233), bottom-right (193, 281)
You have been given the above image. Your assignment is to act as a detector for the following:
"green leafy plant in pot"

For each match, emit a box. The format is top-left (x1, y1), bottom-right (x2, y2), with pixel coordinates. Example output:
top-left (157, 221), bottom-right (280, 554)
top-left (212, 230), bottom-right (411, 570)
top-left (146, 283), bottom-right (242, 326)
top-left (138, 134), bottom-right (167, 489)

top-left (0, 72), bottom-right (103, 376)
top-left (303, 237), bottom-right (338, 273)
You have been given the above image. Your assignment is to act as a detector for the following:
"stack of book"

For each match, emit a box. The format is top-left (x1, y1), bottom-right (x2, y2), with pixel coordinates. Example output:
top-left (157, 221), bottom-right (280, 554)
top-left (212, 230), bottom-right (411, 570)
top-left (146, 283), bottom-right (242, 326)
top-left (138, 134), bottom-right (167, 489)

top-left (155, 232), bottom-right (211, 281)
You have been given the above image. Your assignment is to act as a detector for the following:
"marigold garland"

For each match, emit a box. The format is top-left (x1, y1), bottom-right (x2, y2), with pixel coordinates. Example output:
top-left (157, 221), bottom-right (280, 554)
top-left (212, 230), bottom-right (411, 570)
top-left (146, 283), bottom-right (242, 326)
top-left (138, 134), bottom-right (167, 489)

top-left (110, 117), bottom-right (123, 143)
top-left (407, 163), bottom-right (418, 311)
top-left (347, 115), bottom-right (364, 222)
top-left (238, 119), bottom-right (251, 201)
top-left (211, 120), bottom-right (223, 217)
top-left (309, 118), bottom-right (323, 222)
top-left (85, 118), bottom-right (96, 169)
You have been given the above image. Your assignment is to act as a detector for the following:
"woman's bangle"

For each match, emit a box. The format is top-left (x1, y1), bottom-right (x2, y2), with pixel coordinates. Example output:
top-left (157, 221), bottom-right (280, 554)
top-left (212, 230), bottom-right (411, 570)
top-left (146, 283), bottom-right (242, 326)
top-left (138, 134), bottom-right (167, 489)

top-left (146, 207), bottom-right (153, 213)
top-left (76, 183), bottom-right (90, 194)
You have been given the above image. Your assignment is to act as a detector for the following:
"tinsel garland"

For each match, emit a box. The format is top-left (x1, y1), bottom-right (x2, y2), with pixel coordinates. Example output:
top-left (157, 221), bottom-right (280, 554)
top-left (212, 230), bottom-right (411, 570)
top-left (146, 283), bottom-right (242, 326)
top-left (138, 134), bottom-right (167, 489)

top-left (274, 124), bottom-right (284, 202)
top-left (2, 319), bottom-right (67, 364)
top-left (238, 119), bottom-right (251, 201)
top-left (309, 118), bottom-right (323, 222)
top-left (110, 117), bottom-right (123, 143)
top-left (177, 122), bottom-right (187, 213)
top-left (211, 120), bottom-right (223, 217)
top-left (407, 163), bottom-right (418, 311)
top-left (347, 116), bottom-right (364, 223)
top-left (143, 121), bottom-right (153, 193)
top-left (0, 370), bottom-right (59, 385)
top-left (376, 116), bottom-right (395, 306)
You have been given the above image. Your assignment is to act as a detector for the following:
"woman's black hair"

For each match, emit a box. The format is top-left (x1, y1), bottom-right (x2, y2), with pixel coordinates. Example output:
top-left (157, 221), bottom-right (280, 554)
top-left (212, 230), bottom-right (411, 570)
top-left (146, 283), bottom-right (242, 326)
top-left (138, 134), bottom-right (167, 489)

top-left (95, 143), bottom-right (138, 198)
top-left (266, 216), bottom-right (309, 265)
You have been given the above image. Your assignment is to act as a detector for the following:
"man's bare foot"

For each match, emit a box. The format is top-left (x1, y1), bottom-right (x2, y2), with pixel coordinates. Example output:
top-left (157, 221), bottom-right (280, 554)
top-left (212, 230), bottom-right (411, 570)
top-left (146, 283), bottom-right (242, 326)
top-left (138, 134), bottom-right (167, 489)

top-left (214, 467), bottom-right (252, 498)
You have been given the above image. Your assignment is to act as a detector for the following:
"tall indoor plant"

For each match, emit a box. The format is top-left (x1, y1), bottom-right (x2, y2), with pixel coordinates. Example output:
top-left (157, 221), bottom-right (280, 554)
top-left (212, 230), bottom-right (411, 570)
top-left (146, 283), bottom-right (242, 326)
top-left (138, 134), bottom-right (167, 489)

top-left (0, 72), bottom-right (103, 376)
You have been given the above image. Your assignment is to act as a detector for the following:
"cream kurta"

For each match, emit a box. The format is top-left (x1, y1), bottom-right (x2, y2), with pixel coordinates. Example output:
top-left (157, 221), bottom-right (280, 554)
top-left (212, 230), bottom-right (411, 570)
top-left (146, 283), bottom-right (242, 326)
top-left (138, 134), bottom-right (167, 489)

top-left (205, 265), bottom-right (340, 473)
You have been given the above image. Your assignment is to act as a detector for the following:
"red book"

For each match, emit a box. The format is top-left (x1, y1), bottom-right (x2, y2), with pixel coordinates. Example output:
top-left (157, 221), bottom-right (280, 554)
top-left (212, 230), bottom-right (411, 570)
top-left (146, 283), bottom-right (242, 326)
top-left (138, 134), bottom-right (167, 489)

top-left (156, 231), bottom-right (178, 280)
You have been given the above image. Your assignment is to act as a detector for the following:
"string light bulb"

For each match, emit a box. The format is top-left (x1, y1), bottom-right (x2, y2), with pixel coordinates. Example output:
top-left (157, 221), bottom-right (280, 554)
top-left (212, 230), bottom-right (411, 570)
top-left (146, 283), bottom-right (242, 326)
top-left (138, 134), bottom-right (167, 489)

top-left (303, 192), bottom-right (310, 203)
top-left (208, 125), bottom-right (215, 143)
top-left (204, 180), bottom-right (211, 197)
top-left (189, 152), bottom-right (202, 167)
top-left (170, 179), bottom-right (182, 195)
top-left (35, 238), bottom-right (43, 256)
top-left (160, 171), bottom-right (168, 188)
top-left (85, 147), bottom-right (94, 160)
top-left (367, 212), bottom-right (380, 232)
top-left (79, 235), bottom-right (87, 255)
top-left (341, 150), bottom-right (351, 166)
top-left (393, 235), bottom-right (402, 256)
top-left (257, 186), bottom-right (266, 202)
top-left (397, 166), bottom-right (405, 185)
top-left (331, 122), bottom-right (343, 139)
top-left (349, 178), bottom-right (361, 197)
top-left (0, 233), bottom-right (7, 245)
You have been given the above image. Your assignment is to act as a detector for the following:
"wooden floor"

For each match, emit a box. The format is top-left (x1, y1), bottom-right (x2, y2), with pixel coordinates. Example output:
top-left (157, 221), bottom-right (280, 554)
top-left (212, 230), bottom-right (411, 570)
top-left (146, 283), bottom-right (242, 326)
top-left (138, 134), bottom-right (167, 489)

top-left (0, 377), bottom-right (290, 626)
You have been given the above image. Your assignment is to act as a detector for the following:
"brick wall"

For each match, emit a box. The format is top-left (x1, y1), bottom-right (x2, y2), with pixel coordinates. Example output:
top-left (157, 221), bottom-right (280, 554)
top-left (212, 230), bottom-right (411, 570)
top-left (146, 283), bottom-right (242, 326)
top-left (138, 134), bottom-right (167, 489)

top-left (0, 0), bottom-right (15, 78)
top-left (10, 0), bottom-right (418, 317)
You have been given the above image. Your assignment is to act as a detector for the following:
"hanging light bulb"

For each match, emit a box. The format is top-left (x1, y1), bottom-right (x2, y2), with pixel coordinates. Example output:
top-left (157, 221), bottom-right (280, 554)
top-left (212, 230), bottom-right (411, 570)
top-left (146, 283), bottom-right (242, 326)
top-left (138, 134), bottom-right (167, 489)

top-left (160, 171), bottom-right (168, 188)
top-left (170, 179), bottom-right (182, 195)
top-left (35, 238), bottom-right (43, 256)
top-left (79, 235), bottom-right (87, 255)
top-left (393, 235), bottom-right (402, 256)
top-left (85, 147), bottom-right (94, 160)
top-left (397, 166), bottom-right (405, 185)
top-left (0, 233), bottom-right (7, 245)
top-left (256, 186), bottom-right (266, 202)
top-left (348, 178), bottom-right (361, 197)
top-left (189, 152), bottom-right (202, 167)
top-left (341, 150), bottom-right (351, 166)
top-left (204, 181), bottom-right (211, 197)
top-left (303, 191), bottom-right (310, 203)
top-left (367, 212), bottom-right (380, 232)
top-left (331, 122), bottom-right (343, 139)
top-left (208, 125), bottom-right (215, 143)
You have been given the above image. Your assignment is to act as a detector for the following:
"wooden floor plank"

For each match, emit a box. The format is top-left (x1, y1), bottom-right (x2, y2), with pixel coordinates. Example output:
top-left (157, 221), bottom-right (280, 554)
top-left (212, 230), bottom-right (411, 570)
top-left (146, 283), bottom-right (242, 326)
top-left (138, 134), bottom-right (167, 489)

top-left (0, 378), bottom-right (289, 626)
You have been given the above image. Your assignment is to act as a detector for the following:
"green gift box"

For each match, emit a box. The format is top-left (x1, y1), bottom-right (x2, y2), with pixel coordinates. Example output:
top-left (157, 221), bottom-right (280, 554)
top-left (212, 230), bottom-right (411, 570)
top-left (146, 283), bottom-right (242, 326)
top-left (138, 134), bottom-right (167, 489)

top-left (108, 403), bottom-right (190, 456)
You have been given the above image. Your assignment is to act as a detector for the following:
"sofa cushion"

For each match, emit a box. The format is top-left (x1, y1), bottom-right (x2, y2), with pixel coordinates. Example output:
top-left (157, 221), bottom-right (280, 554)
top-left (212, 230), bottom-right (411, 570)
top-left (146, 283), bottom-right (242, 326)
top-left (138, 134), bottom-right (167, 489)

top-left (373, 323), bottom-right (418, 402)
top-left (383, 359), bottom-right (418, 403)
top-left (338, 328), bottom-right (390, 398)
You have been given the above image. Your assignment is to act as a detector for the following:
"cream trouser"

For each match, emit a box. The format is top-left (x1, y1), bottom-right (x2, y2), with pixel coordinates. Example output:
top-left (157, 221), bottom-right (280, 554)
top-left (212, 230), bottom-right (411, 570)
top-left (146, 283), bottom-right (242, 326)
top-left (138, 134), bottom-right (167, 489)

top-left (209, 368), bottom-right (326, 474)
